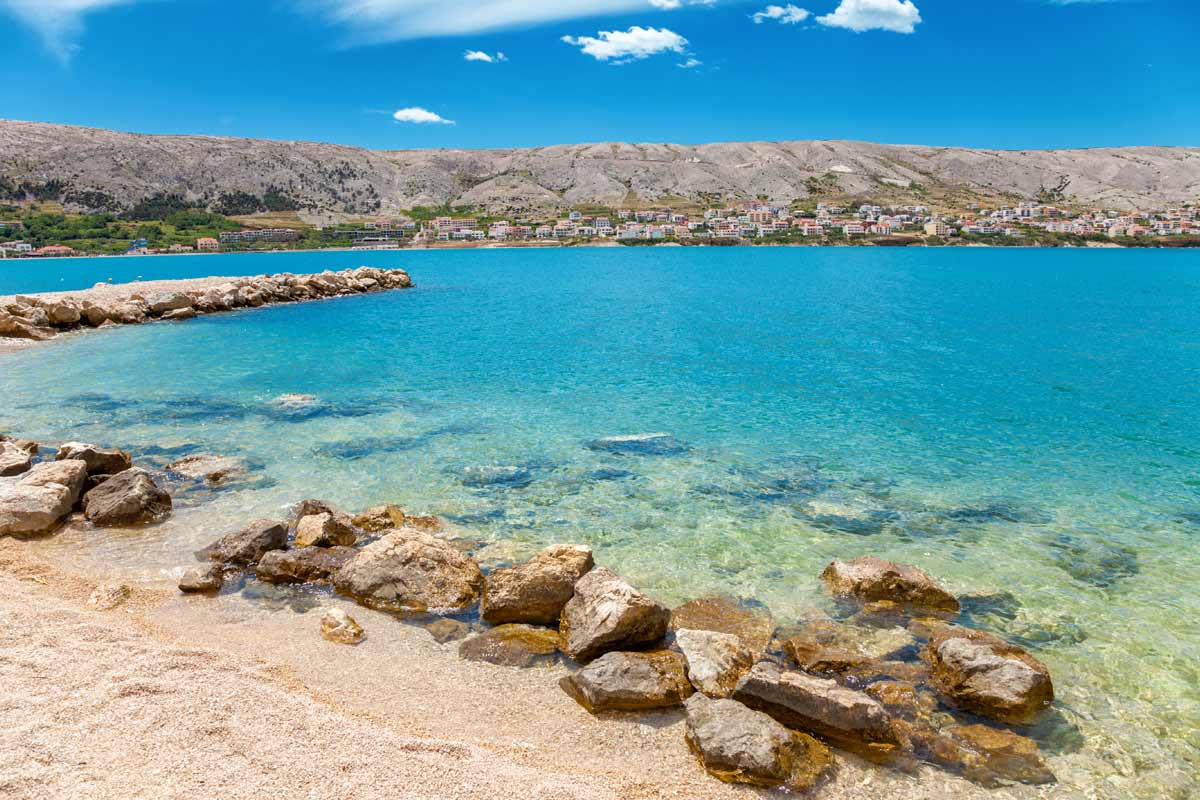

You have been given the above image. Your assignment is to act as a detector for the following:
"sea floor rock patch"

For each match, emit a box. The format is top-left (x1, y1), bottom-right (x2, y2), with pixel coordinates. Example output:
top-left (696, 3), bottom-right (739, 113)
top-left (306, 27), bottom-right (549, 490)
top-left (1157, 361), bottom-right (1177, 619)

top-left (179, 563), bottom-right (224, 594)
top-left (560, 650), bottom-right (693, 712)
top-left (321, 608), bottom-right (365, 645)
top-left (586, 433), bottom-right (688, 456)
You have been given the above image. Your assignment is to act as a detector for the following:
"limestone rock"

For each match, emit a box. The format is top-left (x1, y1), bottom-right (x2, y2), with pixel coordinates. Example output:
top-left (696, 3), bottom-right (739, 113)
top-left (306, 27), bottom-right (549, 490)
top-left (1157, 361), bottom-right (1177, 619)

top-left (482, 544), bottom-right (594, 625)
top-left (321, 608), bottom-right (364, 645)
top-left (294, 512), bottom-right (356, 548)
top-left (558, 566), bottom-right (671, 662)
top-left (947, 724), bottom-right (1055, 786)
top-left (44, 300), bottom-right (82, 326)
top-left (783, 619), bottom-right (916, 674)
top-left (206, 519), bottom-right (288, 566)
top-left (83, 468), bottom-right (172, 526)
top-left (864, 680), bottom-right (937, 720)
top-left (165, 453), bottom-right (248, 485)
top-left (560, 650), bottom-right (693, 712)
top-left (0, 440), bottom-right (32, 477)
top-left (821, 556), bottom-right (959, 612)
top-left (178, 563), bottom-right (224, 593)
top-left (671, 596), bottom-right (776, 655)
top-left (256, 546), bottom-right (354, 584)
top-left (732, 662), bottom-right (902, 759)
top-left (146, 292), bottom-right (192, 315)
top-left (425, 618), bottom-right (471, 643)
top-left (0, 459), bottom-right (87, 535)
top-left (87, 582), bottom-right (131, 610)
top-left (161, 307), bottom-right (197, 321)
top-left (333, 528), bottom-right (483, 612)
top-left (675, 628), bottom-right (754, 698)
top-left (458, 624), bottom-right (560, 667)
top-left (0, 310), bottom-right (54, 340)
top-left (55, 442), bottom-right (133, 476)
top-left (683, 694), bottom-right (834, 790)
top-left (351, 503), bottom-right (404, 532)
top-left (926, 626), bottom-right (1054, 724)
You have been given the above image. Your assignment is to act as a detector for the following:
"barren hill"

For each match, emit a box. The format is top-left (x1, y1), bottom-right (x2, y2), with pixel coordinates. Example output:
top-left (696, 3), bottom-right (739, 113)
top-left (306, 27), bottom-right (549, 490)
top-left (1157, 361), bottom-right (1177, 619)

top-left (2, 119), bottom-right (1197, 218)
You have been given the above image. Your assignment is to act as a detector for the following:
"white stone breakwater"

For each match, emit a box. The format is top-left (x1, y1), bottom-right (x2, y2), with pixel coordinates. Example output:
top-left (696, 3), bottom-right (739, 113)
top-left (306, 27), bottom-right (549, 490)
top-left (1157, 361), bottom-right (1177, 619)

top-left (0, 266), bottom-right (414, 342)
top-left (0, 435), bottom-right (1066, 795)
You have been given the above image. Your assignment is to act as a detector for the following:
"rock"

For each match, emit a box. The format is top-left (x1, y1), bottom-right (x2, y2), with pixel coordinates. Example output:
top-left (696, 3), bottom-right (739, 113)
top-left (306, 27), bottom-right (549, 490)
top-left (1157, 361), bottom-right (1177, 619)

top-left (0, 440), bottom-right (32, 477)
top-left (560, 650), bottom-right (693, 712)
top-left (458, 624), bottom-right (561, 667)
top-left (821, 556), bottom-right (959, 612)
top-left (333, 528), bottom-right (483, 612)
top-left (87, 582), bottom-right (131, 610)
top-left (82, 468), bottom-right (172, 526)
top-left (558, 566), bottom-right (671, 662)
top-left (178, 563), bottom-right (224, 593)
top-left (864, 680), bottom-right (937, 720)
top-left (321, 608), bottom-right (364, 645)
top-left (946, 724), bottom-right (1055, 786)
top-left (206, 519), bottom-right (288, 565)
top-left (481, 544), bottom-right (594, 625)
top-left (0, 459), bottom-right (87, 535)
top-left (161, 307), bottom-right (197, 321)
top-left (926, 626), bottom-right (1054, 725)
top-left (0, 310), bottom-right (55, 340)
top-left (351, 503), bottom-right (404, 532)
top-left (165, 453), bottom-right (246, 483)
top-left (425, 618), bottom-right (470, 643)
top-left (732, 662), bottom-right (903, 759)
top-left (55, 442), bottom-right (132, 476)
top-left (683, 694), bottom-right (834, 790)
top-left (288, 498), bottom-right (355, 538)
top-left (294, 512), bottom-right (356, 548)
top-left (782, 619), bottom-right (916, 675)
top-left (256, 546), bottom-right (355, 583)
top-left (106, 301), bottom-right (147, 324)
top-left (586, 433), bottom-right (688, 456)
top-left (146, 292), bottom-right (192, 315)
top-left (671, 596), bottom-right (776, 655)
top-left (0, 436), bottom-right (39, 456)
top-left (674, 628), bottom-right (754, 698)
top-left (44, 300), bottom-right (82, 326)
top-left (459, 464), bottom-right (534, 488)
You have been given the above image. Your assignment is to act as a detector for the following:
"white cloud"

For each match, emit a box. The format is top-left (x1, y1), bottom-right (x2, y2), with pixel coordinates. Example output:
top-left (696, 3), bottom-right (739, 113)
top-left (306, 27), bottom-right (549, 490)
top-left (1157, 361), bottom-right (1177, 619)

top-left (0, 0), bottom-right (132, 63)
top-left (464, 50), bottom-right (507, 62)
top-left (562, 26), bottom-right (688, 63)
top-left (677, 57), bottom-right (702, 68)
top-left (751, 4), bottom-right (810, 24)
top-left (393, 107), bottom-right (455, 124)
top-left (648, 0), bottom-right (681, 7)
top-left (816, 0), bottom-right (921, 33)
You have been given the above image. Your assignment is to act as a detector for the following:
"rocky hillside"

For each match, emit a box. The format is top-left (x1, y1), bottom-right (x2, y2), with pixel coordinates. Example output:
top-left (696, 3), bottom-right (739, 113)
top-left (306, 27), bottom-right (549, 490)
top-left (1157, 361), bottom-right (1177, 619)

top-left (2, 119), bottom-right (1197, 218)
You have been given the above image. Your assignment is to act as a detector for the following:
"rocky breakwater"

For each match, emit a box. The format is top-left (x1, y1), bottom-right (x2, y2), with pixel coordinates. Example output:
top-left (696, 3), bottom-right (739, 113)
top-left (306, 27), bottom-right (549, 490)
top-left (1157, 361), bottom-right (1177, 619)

top-left (0, 266), bottom-right (414, 342)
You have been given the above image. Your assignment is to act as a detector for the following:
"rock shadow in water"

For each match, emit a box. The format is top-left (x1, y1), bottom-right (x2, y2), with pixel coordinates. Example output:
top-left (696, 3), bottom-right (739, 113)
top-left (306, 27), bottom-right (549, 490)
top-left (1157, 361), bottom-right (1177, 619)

top-left (312, 422), bottom-right (487, 461)
top-left (1043, 532), bottom-right (1140, 589)
top-left (586, 433), bottom-right (689, 456)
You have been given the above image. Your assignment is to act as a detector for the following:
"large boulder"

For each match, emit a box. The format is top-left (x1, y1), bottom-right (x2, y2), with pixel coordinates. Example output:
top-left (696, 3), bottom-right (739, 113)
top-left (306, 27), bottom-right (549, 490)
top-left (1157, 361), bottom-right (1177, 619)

top-left (558, 567), bottom-right (671, 662)
top-left (683, 694), bottom-right (834, 790)
top-left (294, 512), bottom-right (356, 548)
top-left (333, 528), bottom-right (483, 612)
top-left (675, 628), bottom-right (754, 698)
top-left (256, 546), bottom-right (355, 584)
top-left (821, 556), bottom-right (959, 612)
top-left (0, 309), bottom-right (55, 340)
top-left (0, 440), bottom-right (32, 477)
top-left (671, 596), bottom-right (776, 655)
top-left (560, 650), bottom-right (693, 712)
top-left (732, 662), bottom-right (903, 760)
top-left (55, 442), bottom-right (132, 476)
top-left (0, 459), bottom-right (87, 535)
top-left (481, 544), bottom-right (594, 625)
top-left (206, 519), bottom-right (288, 566)
top-left (458, 624), bottom-right (561, 667)
top-left (926, 626), bottom-right (1054, 724)
top-left (82, 468), bottom-right (171, 526)
top-left (44, 300), bottom-right (82, 326)
top-left (146, 292), bottom-right (193, 315)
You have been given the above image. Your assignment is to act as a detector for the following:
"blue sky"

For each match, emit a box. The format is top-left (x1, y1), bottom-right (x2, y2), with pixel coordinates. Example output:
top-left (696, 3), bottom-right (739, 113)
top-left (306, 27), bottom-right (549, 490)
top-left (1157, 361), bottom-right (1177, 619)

top-left (0, 0), bottom-right (1195, 150)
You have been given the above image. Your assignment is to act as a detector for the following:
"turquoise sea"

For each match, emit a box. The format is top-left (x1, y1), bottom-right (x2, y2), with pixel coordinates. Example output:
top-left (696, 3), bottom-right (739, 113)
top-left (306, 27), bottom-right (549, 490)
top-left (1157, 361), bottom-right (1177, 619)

top-left (1, 247), bottom-right (1198, 796)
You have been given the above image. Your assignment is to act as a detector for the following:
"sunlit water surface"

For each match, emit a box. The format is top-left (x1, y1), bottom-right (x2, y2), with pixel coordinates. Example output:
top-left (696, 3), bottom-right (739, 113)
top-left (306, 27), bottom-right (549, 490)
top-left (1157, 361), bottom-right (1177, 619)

top-left (2, 247), bottom-right (1198, 796)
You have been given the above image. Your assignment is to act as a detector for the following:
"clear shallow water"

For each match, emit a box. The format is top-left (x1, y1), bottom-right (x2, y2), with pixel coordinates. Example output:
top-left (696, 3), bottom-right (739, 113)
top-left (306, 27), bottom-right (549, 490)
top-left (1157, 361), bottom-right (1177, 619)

top-left (2, 247), bottom-right (1199, 796)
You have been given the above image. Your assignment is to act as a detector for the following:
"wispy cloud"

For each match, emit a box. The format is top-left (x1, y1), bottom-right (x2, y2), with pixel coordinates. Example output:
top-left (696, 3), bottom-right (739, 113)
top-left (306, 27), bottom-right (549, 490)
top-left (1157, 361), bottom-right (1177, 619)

top-left (393, 107), bottom-right (455, 124)
top-left (464, 50), bottom-right (507, 62)
top-left (678, 56), bottom-right (702, 68)
top-left (0, 0), bottom-right (132, 64)
top-left (816, 0), bottom-right (921, 34)
top-left (562, 26), bottom-right (688, 64)
top-left (751, 4), bottom-right (810, 24)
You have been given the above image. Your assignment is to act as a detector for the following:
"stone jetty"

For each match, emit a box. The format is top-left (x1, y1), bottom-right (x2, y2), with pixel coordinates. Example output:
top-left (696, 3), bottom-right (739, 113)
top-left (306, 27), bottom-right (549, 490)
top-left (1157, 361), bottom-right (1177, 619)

top-left (0, 266), bottom-right (414, 342)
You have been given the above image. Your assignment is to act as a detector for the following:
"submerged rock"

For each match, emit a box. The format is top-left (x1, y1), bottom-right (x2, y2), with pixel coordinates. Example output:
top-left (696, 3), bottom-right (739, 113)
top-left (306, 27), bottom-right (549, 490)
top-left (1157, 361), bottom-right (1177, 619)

top-left (321, 608), bottom-right (365, 645)
top-left (256, 546), bottom-right (354, 584)
top-left (560, 650), bottom-right (693, 712)
top-left (0, 440), bottom-right (32, 477)
top-left (179, 562), bottom-right (224, 593)
top-left (82, 468), bottom-right (172, 526)
top-left (458, 624), bottom-right (560, 667)
top-left (683, 694), bottom-right (834, 790)
top-left (926, 626), bottom-right (1054, 725)
top-left (55, 442), bottom-right (132, 476)
top-left (351, 504), bottom-right (404, 532)
top-left (895, 719), bottom-right (1054, 787)
top-left (586, 433), bottom-right (688, 456)
top-left (821, 556), bottom-right (959, 613)
top-left (671, 596), bottom-right (776, 655)
top-left (481, 544), bottom-right (594, 625)
top-left (0, 459), bottom-right (88, 535)
top-left (206, 519), bottom-right (288, 566)
top-left (425, 618), bottom-right (471, 643)
top-left (164, 453), bottom-right (251, 486)
top-left (558, 567), bottom-right (671, 662)
top-left (1045, 532), bottom-right (1139, 589)
top-left (675, 628), bottom-right (755, 698)
top-left (782, 619), bottom-right (916, 675)
top-left (459, 464), bottom-right (535, 489)
top-left (732, 662), bottom-right (903, 760)
top-left (333, 528), bottom-right (483, 612)
top-left (294, 512), bottom-right (357, 548)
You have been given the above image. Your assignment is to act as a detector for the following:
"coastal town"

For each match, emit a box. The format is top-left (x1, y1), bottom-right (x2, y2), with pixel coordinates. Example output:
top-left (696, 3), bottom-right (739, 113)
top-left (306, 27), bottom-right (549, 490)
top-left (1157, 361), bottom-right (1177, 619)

top-left (1, 199), bottom-right (1197, 257)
